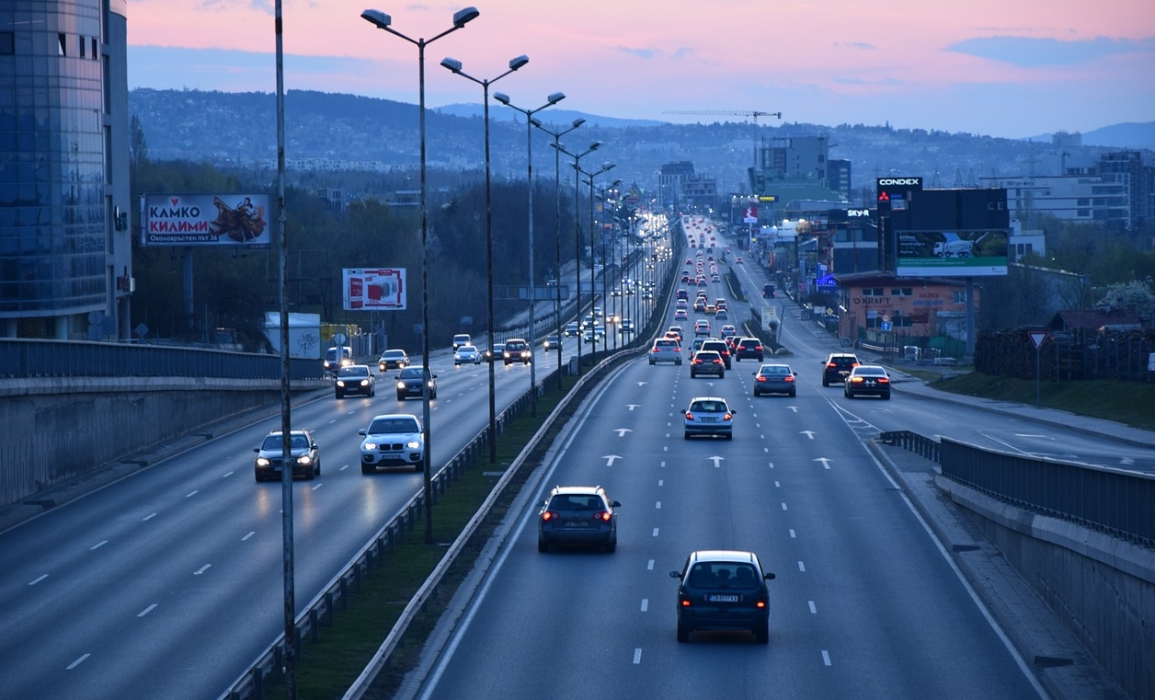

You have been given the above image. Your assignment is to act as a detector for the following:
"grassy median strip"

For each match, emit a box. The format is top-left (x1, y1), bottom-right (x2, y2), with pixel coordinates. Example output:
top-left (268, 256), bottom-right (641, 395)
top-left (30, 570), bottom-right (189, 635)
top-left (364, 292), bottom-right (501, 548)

top-left (262, 373), bottom-right (589, 700)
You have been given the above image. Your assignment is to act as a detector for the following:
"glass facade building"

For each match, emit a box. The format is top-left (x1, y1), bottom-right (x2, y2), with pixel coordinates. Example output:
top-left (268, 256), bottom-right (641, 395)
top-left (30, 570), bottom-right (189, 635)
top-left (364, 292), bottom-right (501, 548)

top-left (0, 0), bottom-right (130, 339)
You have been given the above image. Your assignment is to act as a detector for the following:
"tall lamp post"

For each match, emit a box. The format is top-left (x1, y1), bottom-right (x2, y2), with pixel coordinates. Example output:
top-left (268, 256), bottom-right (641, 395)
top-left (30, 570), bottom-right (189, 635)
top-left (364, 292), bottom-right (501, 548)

top-left (595, 182), bottom-right (620, 348)
top-left (361, 6), bottom-right (479, 544)
top-left (532, 121), bottom-right (595, 387)
top-left (440, 54), bottom-right (528, 463)
top-left (551, 142), bottom-right (602, 375)
top-left (493, 91), bottom-right (565, 417)
top-left (578, 162), bottom-right (615, 359)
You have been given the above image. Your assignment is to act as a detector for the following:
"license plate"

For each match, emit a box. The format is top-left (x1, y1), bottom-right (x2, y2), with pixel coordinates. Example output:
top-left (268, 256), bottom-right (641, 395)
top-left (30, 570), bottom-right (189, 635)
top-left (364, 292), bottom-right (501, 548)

top-left (701, 417), bottom-right (717, 423)
top-left (708, 594), bottom-right (740, 603)
top-left (564, 521), bottom-right (589, 528)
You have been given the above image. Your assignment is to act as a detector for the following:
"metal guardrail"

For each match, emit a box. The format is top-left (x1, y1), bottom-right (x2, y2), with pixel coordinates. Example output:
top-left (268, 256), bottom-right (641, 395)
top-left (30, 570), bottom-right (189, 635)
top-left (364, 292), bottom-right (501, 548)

top-left (0, 338), bottom-right (324, 381)
top-left (879, 430), bottom-right (1153, 547)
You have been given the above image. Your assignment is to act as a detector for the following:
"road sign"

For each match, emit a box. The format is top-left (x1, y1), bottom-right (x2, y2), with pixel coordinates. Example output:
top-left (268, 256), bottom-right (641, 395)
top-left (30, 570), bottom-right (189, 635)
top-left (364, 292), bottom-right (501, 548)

top-left (1028, 331), bottom-right (1048, 349)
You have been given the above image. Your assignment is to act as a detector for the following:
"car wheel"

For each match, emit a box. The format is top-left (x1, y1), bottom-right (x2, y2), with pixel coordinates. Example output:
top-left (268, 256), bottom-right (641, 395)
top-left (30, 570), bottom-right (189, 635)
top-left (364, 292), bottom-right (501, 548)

top-left (734, 356), bottom-right (740, 362)
top-left (677, 621), bottom-right (690, 643)
top-left (361, 464), bottom-right (373, 475)
top-left (370, 387), bottom-right (376, 397)
top-left (683, 432), bottom-right (691, 439)
top-left (719, 370), bottom-right (725, 378)
top-left (883, 392), bottom-right (891, 400)
top-left (254, 471), bottom-right (263, 482)
top-left (675, 360), bottom-right (682, 365)
top-left (755, 621), bottom-right (769, 644)
top-left (538, 538), bottom-right (549, 553)
top-left (845, 390), bottom-right (853, 399)
top-left (305, 467), bottom-right (316, 481)
top-left (690, 369), bottom-right (696, 378)
top-left (605, 535), bottom-right (617, 553)
top-left (649, 359), bottom-right (655, 365)
top-left (397, 393), bottom-right (405, 401)
top-left (726, 433), bottom-right (733, 441)
top-left (789, 390), bottom-right (796, 397)
top-left (822, 378), bottom-right (829, 387)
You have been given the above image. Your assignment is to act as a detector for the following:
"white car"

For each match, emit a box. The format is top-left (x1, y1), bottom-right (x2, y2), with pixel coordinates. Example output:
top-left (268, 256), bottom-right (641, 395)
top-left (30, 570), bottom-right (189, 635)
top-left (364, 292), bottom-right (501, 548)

top-left (359, 414), bottom-right (424, 473)
top-left (454, 345), bottom-right (481, 365)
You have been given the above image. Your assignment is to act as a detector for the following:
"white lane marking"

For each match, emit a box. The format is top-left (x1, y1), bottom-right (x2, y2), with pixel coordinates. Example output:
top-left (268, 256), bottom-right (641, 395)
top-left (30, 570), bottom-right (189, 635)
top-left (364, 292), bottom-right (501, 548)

top-left (710, 456), bottom-right (725, 468)
top-left (822, 650), bottom-right (832, 666)
top-left (641, 599), bottom-right (648, 612)
top-left (143, 512), bottom-right (157, 521)
top-left (798, 561), bottom-right (806, 572)
top-left (340, 464), bottom-right (349, 471)
top-left (614, 428), bottom-right (632, 437)
top-left (764, 447), bottom-right (769, 453)
top-left (633, 648), bottom-right (642, 664)
top-left (815, 457), bottom-right (832, 469)
top-left (655, 501), bottom-right (662, 509)
top-left (660, 461), bottom-right (666, 468)
top-left (774, 481), bottom-right (780, 488)
top-left (329, 419), bottom-right (337, 424)
top-left (658, 479), bottom-right (664, 486)
top-left (186, 491), bottom-right (198, 498)
top-left (768, 462), bottom-right (775, 469)
top-left (138, 603), bottom-right (158, 617)
top-left (781, 503), bottom-right (788, 511)
top-left (90, 540), bottom-right (107, 550)
top-left (663, 446), bottom-right (668, 452)
top-left (242, 532), bottom-right (255, 541)
top-left (647, 560), bottom-right (654, 571)
top-left (809, 601), bottom-right (817, 614)
top-left (312, 483), bottom-right (323, 491)
top-left (604, 455), bottom-right (622, 467)
top-left (789, 529), bottom-right (796, 538)
top-left (801, 431), bottom-right (816, 440)
top-left (222, 470), bottom-right (234, 478)
top-left (66, 654), bottom-right (90, 670)
top-left (652, 528), bottom-right (660, 537)
top-left (193, 564), bottom-right (211, 576)
top-left (627, 404), bottom-right (640, 411)
top-left (29, 574), bottom-right (48, 586)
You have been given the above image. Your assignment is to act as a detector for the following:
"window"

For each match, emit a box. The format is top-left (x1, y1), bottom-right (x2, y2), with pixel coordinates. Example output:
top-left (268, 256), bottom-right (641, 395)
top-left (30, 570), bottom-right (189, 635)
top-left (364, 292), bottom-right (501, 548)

top-left (58, 33), bottom-right (67, 56)
top-left (0, 32), bottom-right (14, 55)
top-left (890, 288), bottom-right (913, 297)
top-left (862, 287), bottom-right (884, 297)
top-left (952, 291), bottom-right (966, 304)
top-left (79, 35), bottom-right (85, 58)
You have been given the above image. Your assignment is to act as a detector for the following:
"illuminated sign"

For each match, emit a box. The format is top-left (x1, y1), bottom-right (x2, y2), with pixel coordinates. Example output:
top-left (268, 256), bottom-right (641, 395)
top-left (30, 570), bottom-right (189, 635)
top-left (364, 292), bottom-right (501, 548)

top-left (142, 193), bottom-right (271, 247)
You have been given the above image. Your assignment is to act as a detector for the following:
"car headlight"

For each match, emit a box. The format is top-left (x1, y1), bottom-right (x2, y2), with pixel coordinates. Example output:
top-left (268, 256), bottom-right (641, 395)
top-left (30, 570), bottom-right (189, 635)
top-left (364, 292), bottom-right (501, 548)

top-left (397, 381), bottom-right (406, 389)
top-left (256, 457), bottom-right (270, 467)
top-left (363, 441), bottom-right (378, 450)
top-left (298, 454), bottom-right (312, 465)
top-left (360, 379), bottom-right (369, 387)
top-left (406, 440), bottom-right (421, 450)
top-left (336, 380), bottom-right (345, 387)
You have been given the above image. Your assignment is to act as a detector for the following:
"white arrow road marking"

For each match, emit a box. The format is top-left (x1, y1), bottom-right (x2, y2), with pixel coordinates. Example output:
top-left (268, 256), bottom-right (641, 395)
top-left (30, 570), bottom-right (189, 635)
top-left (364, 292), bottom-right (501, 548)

top-left (603, 455), bottom-right (622, 467)
top-left (801, 430), bottom-right (816, 440)
top-left (627, 404), bottom-right (640, 411)
top-left (615, 428), bottom-right (633, 437)
top-left (709, 456), bottom-right (725, 468)
top-left (637, 381), bottom-right (647, 386)
top-left (194, 565), bottom-right (211, 576)
top-left (814, 457), bottom-right (832, 469)
top-left (789, 406), bottom-right (799, 413)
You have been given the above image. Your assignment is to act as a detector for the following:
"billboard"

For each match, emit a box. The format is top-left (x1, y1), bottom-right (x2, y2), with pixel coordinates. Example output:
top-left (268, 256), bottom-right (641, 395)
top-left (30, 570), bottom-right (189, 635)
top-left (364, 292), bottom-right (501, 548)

top-left (343, 268), bottom-right (406, 311)
top-left (142, 194), bottom-right (271, 247)
top-left (895, 230), bottom-right (1008, 277)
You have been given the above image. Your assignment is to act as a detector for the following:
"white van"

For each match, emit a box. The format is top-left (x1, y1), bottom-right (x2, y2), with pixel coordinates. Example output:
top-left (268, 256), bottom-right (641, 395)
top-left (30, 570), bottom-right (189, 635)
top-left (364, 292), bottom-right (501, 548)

top-left (903, 346), bottom-right (921, 362)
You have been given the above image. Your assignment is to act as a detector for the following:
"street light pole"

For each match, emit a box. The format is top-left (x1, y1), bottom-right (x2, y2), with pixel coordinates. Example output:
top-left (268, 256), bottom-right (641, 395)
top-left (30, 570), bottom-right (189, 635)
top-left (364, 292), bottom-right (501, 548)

top-left (578, 162), bottom-right (615, 359)
top-left (440, 54), bottom-right (528, 463)
top-left (551, 142), bottom-right (602, 376)
top-left (493, 91), bottom-right (565, 417)
top-left (530, 118), bottom-right (586, 389)
top-left (362, 5), bottom-right (479, 544)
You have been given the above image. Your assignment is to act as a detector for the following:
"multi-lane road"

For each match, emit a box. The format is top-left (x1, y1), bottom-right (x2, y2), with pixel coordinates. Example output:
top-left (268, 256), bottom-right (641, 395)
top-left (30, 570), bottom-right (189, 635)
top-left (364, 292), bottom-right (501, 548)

top-left (0, 216), bottom-right (1140, 699)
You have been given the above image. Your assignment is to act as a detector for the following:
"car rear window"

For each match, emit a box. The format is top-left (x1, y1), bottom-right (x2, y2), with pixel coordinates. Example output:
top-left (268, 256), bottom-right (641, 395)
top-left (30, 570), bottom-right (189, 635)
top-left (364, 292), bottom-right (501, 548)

top-left (548, 494), bottom-right (603, 510)
top-left (690, 400), bottom-right (726, 412)
top-left (688, 562), bottom-right (759, 588)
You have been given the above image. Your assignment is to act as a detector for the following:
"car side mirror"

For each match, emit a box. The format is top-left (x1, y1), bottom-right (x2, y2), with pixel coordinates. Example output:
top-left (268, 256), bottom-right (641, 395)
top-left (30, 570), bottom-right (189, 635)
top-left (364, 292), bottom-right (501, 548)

top-left (358, 429), bottom-right (367, 436)
top-left (669, 571), bottom-right (682, 579)
top-left (731, 409), bottom-right (737, 414)
top-left (432, 374), bottom-right (438, 379)
top-left (764, 572), bottom-right (776, 580)
top-left (253, 447), bottom-right (259, 453)
top-left (611, 500), bottom-right (621, 507)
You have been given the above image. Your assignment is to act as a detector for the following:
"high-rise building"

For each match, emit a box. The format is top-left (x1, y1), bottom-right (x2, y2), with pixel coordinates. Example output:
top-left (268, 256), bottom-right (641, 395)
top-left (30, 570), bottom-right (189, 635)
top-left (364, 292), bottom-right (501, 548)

top-left (0, 0), bottom-right (131, 340)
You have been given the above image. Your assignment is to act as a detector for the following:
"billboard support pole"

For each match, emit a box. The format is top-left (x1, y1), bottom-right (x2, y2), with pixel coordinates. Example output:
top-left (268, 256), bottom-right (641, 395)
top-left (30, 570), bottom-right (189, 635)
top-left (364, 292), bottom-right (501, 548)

top-left (183, 247), bottom-right (194, 333)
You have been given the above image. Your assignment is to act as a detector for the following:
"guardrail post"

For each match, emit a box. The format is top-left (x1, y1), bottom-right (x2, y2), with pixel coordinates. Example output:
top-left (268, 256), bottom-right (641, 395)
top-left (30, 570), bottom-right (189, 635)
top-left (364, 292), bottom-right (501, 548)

top-left (309, 609), bottom-right (319, 643)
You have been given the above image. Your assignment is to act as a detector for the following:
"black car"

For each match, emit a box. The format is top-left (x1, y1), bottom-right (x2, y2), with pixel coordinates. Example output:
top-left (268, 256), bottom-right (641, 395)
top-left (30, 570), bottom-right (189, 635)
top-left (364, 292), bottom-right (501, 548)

top-left (821, 352), bottom-right (860, 386)
top-left (253, 430), bottom-right (320, 482)
top-left (844, 364), bottom-right (891, 399)
top-left (690, 350), bottom-right (725, 378)
top-left (335, 364), bottom-right (375, 398)
top-left (733, 337), bottom-right (764, 362)
top-left (670, 550), bottom-right (776, 644)
top-left (537, 485), bottom-right (620, 553)
top-left (698, 339), bottom-right (732, 369)
top-left (395, 366), bottom-right (437, 401)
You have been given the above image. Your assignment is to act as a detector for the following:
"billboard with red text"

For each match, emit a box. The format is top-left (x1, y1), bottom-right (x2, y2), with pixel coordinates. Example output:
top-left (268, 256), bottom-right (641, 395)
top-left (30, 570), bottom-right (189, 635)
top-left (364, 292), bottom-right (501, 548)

top-left (343, 268), bottom-right (407, 311)
top-left (142, 194), bottom-right (270, 247)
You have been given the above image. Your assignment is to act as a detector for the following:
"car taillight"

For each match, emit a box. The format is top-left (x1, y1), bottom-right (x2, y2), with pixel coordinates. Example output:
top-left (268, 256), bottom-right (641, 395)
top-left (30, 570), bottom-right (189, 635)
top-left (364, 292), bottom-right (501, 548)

top-left (681, 598), bottom-right (691, 607)
top-left (542, 511), bottom-right (558, 521)
top-left (685, 412), bottom-right (694, 420)
top-left (826, 362), bottom-right (838, 368)
top-left (756, 376), bottom-right (767, 382)
top-left (784, 375), bottom-right (795, 382)
top-left (713, 358), bottom-right (722, 365)
top-left (724, 413), bottom-right (733, 420)
top-left (850, 377), bottom-right (864, 384)
top-left (755, 345), bottom-right (762, 351)
top-left (756, 599), bottom-right (767, 609)
top-left (594, 511), bottom-right (611, 522)
top-left (879, 376), bottom-right (890, 383)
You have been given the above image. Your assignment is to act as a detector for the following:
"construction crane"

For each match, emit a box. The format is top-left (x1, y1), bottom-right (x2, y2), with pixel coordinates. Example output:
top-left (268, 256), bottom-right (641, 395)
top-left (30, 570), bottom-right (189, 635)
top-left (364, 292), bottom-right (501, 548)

top-left (662, 110), bottom-right (783, 167)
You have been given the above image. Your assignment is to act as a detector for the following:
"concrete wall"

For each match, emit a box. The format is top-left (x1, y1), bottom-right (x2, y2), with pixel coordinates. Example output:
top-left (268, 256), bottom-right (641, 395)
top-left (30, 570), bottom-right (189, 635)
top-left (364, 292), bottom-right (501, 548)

top-left (0, 377), bottom-right (327, 509)
top-left (939, 477), bottom-right (1155, 700)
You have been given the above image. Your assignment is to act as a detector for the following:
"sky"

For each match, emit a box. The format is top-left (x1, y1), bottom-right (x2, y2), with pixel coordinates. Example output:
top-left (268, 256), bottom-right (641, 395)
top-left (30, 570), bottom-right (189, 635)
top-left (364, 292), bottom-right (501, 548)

top-left (125, 0), bottom-right (1155, 139)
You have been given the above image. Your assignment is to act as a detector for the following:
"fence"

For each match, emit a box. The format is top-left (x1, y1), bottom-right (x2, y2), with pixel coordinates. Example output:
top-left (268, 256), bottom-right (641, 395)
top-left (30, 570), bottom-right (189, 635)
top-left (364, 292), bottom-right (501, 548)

top-left (975, 328), bottom-right (1155, 383)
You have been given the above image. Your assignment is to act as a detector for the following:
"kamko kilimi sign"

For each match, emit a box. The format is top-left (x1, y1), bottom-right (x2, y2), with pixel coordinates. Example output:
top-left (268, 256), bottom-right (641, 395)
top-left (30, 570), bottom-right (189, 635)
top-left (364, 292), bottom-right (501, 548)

top-left (141, 194), bottom-right (271, 247)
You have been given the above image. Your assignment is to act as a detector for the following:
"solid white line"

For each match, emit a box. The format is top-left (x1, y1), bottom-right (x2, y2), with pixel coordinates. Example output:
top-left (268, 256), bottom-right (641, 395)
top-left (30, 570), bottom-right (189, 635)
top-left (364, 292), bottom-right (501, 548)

top-left (789, 529), bottom-right (796, 538)
top-left (138, 603), bottom-right (158, 617)
top-left (90, 540), bottom-right (107, 550)
top-left (66, 654), bottom-right (90, 670)
top-left (242, 532), bottom-right (255, 541)
top-left (28, 574), bottom-right (48, 586)
top-left (340, 464), bottom-right (349, 471)
top-left (781, 503), bottom-right (787, 511)
top-left (655, 501), bottom-right (661, 509)
top-left (652, 528), bottom-right (660, 537)
top-left (822, 650), bottom-right (832, 666)
top-left (798, 561), bottom-right (806, 572)
top-left (142, 512), bottom-right (157, 521)
top-left (809, 600), bottom-right (817, 614)
top-left (647, 560), bottom-right (654, 571)
top-left (633, 648), bottom-right (642, 664)
top-left (185, 490), bottom-right (198, 498)
top-left (222, 470), bottom-right (234, 478)
top-left (641, 599), bottom-right (648, 612)
top-left (312, 484), bottom-right (323, 491)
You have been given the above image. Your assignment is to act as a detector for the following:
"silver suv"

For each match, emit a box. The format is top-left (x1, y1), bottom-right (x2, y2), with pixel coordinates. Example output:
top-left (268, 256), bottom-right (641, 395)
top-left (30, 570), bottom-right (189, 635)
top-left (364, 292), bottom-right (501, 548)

top-left (649, 338), bottom-right (683, 365)
top-left (359, 414), bottom-right (424, 473)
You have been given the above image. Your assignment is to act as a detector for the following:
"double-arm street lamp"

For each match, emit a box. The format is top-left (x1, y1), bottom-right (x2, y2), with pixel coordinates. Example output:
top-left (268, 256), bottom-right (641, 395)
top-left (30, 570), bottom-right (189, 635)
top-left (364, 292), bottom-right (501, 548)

top-left (551, 142), bottom-right (603, 375)
top-left (440, 54), bottom-right (528, 462)
top-left (361, 6), bottom-right (479, 544)
top-left (595, 181), bottom-right (621, 349)
top-left (531, 118), bottom-right (590, 387)
top-left (578, 162), bottom-right (616, 359)
top-left (493, 91), bottom-right (565, 416)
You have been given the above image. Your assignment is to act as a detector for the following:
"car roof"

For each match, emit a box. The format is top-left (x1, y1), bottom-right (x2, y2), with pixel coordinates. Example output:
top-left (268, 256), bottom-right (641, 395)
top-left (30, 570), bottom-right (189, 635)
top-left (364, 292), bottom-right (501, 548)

top-left (689, 550), bottom-right (759, 565)
top-left (549, 485), bottom-right (606, 496)
top-left (852, 364), bottom-right (887, 373)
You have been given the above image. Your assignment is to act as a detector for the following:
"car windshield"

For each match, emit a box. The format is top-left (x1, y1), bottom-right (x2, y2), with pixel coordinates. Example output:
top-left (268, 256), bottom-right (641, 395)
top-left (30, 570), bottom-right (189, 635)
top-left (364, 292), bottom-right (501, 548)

top-left (262, 434), bottom-right (309, 450)
top-left (384, 351), bottom-right (405, 359)
top-left (690, 400), bottom-right (727, 413)
top-left (688, 562), bottom-right (760, 589)
top-left (368, 417), bottom-right (420, 434)
top-left (399, 368), bottom-right (423, 379)
top-left (339, 366), bottom-right (368, 377)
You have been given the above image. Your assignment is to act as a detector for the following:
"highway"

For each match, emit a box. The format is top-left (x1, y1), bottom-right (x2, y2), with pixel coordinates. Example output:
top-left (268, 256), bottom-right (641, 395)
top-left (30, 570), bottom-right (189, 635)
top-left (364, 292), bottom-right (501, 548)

top-left (0, 215), bottom-right (1135, 699)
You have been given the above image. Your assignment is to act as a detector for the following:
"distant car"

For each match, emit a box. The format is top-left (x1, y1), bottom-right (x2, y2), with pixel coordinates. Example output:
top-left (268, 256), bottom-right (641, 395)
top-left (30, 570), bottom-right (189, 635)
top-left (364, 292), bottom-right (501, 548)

top-left (649, 338), bottom-right (683, 365)
top-left (735, 257), bottom-right (744, 264)
top-left (715, 308), bottom-right (728, 320)
top-left (359, 413), bottom-right (423, 473)
top-left (697, 278), bottom-right (708, 287)
top-left (676, 289), bottom-right (689, 301)
top-left (733, 337), bottom-right (764, 362)
top-left (753, 363), bottom-right (797, 397)
top-left (665, 325), bottom-right (684, 344)
top-left (537, 485), bottom-right (621, 553)
top-left (720, 324), bottom-right (737, 339)
top-left (452, 333), bottom-right (472, 350)
top-left (378, 349), bottom-right (409, 372)
top-left (619, 319), bottom-right (635, 334)
top-left (395, 366), bottom-right (437, 400)
top-left (704, 304), bottom-right (716, 315)
top-left (503, 339), bottom-right (532, 364)
top-left (484, 343), bottom-right (505, 363)
top-left (543, 335), bottom-right (562, 351)
top-left (565, 322), bottom-right (580, 337)
top-left (454, 345), bottom-right (481, 365)
top-left (683, 396), bottom-right (734, 440)
top-left (675, 299), bottom-right (688, 311)
top-left (844, 365), bottom-right (891, 399)
top-left (674, 309), bottom-right (689, 321)
top-left (690, 350), bottom-right (725, 378)
top-left (688, 336), bottom-right (708, 358)
top-left (694, 319), bottom-right (711, 336)
top-left (698, 339), bottom-right (732, 369)
top-left (253, 430), bottom-right (320, 482)
top-left (715, 299), bottom-right (728, 310)
top-left (335, 364), bottom-right (375, 398)
top-left (693, 299), bottom-right (707, 313)
top-left (323, 346), bottom-right (353, 374)
top-left (822, 352), bottom-right (860, 386)
top-left (641, 291), bottom-right (653, 300)
top-left (669, 550), bottom-right (776, 643)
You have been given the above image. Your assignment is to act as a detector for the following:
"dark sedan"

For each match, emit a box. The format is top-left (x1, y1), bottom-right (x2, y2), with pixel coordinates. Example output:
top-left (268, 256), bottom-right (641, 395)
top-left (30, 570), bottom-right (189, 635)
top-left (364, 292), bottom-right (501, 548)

top-left (395, 366), bottom-right (437, 401)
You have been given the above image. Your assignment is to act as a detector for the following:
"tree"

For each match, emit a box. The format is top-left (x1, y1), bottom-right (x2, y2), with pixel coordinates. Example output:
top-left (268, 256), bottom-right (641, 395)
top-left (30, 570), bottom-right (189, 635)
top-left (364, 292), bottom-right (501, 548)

top-left (1098, 278), bottom-right (1155, 322)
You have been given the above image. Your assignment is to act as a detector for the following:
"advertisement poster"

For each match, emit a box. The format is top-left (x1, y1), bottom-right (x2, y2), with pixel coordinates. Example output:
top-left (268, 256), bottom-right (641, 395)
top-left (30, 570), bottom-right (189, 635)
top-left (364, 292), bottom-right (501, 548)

top-left (343, 268), bottom-right (406, 311)
top-left (142, 194), bottom-right (271, 247)
top-left (895, 230), bottom-right (1008, 277)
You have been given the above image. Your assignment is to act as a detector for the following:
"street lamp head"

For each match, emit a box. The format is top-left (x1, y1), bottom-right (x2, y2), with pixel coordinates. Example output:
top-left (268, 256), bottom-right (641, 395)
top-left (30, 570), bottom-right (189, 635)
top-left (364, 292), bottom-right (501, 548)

top-left (529, 116), bottom-right (543, 128)
top-left (547, 92), bottom-right (565, 105)
top-left (440, 57), bottom-right (462, 73)
top-left (493, 92), bottom-right (511, 105)
top-left (452, 6), bottom-right (480, 27)
top-left (361, 9), bottom-right (392, 29)
top-left (589, 140), bottom-right (602, 150)
top-left (571, 118), bottom-right (586, 128)
top-left (509, 54), bottom-right (529, 71)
